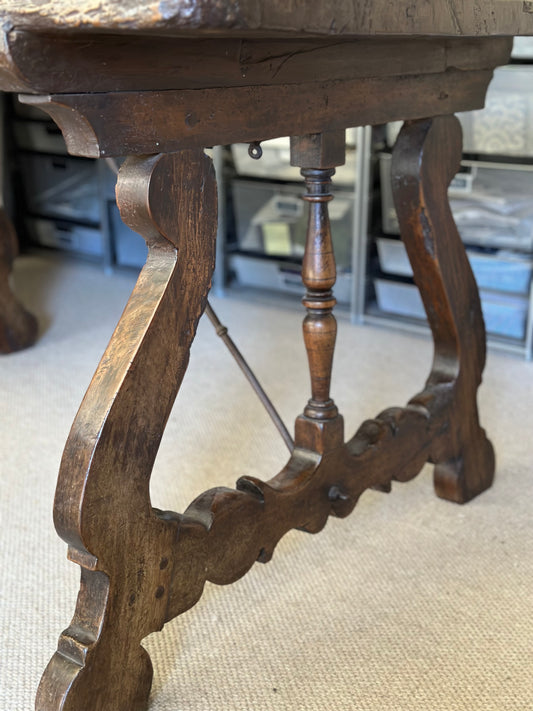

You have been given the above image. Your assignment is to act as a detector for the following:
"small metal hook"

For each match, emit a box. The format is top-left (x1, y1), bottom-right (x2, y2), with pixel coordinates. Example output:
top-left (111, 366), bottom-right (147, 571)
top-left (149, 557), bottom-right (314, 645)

top-left (248, 141), bottom-right (263, 160)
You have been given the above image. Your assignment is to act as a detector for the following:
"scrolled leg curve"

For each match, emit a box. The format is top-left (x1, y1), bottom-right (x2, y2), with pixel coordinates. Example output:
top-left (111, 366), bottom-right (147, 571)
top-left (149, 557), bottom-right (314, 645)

top-left (35, 149), bottom-right (218, 711)
top-left (391, 115), bottom-right (495, 503)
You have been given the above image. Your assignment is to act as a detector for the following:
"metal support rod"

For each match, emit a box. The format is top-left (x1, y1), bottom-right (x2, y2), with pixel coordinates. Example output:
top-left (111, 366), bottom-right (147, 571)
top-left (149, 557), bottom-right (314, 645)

top-left (106, 156), bottom-right (293, 444)
top-left (205, 301), bottom-right (294, 452)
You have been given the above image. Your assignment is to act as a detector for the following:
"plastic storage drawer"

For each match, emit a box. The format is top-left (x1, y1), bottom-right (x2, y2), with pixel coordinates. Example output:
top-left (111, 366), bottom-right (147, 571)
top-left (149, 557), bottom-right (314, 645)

top-left (229, 253), bottom-right (352, 304)
top-left (25, 216), bottom-right (104, 258)
top-left (19, 153), bottom-right (100, 224)
top-left (374, 278), bottom-right (529, 340)
top-left (232, 179), bottom-right (354, 270)
top-left (13, 120), bottom-right (67, 155)
top-left (376, 237), bottom-right (532, 295)
top-left (379, 153), bottom-right (533, 252)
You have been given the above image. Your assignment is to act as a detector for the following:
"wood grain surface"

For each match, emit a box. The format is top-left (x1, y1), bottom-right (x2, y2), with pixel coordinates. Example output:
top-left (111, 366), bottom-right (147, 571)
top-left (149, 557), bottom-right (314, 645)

top-left (391, 115), bottom-right (495, 502)
top-left (23, 65), bottom-right (494, 157)
top-left (0, 3), bottom-right (502, 709)
top-left (1, 0), bottom-right (533, 37)
top-left (35, 149), bottom-right (218, 711)
top-left (0, 32), bottom-right (513, 94)
top-left (36, 121), bottom-right (495, 711)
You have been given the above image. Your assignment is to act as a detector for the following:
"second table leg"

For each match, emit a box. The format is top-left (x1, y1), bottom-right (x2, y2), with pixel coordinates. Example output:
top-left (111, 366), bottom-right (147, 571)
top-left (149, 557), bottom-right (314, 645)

top-left (0, 207), bottom-right (37, 352)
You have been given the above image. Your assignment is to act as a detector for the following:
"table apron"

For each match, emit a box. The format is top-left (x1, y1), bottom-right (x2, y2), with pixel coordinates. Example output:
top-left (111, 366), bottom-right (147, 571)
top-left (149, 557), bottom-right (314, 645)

top-left (22, 68), bottom-right (493, 157)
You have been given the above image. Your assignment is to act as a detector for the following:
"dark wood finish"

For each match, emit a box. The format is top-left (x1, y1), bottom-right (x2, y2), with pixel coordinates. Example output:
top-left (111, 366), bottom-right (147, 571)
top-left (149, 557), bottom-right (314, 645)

top-left (35, 149), bottom-right (218, 711)
top-left (0, 208), bottom-right (38, 352)
top-left (391, 116), bottom-right (495, 502)
top-left (1, 1), bottom-right (533, 37)
top-left (35, 118), bottom-right (495, 710)
top-left (291, 132), bottom-right (345, 453)
top-left (0, 32), bottom-right (512, 93)
top-left (23, 65), bottom-right (494, 157)
top-left (0, 4), bottom-right (523, 710)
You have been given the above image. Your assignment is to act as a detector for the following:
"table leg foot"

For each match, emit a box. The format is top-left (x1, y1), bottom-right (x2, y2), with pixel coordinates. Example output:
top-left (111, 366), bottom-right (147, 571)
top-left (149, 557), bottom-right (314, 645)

top-left (36, 568), bottom-right (154, 711)
top-left (0, 208), bottom-right (38, 352)
top-left (434, 434), bottom-right (495, 504)
top-left (35, 149), bottom-right (217, 711)
top-left (391, 115), bottom-right (495, 504)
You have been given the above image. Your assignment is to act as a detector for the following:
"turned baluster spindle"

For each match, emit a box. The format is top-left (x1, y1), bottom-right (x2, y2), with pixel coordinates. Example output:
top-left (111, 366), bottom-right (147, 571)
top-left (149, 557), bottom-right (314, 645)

top-left (300, 166), bottom-right (338, 420)
top-left (291, 132), bottom-right (346, 452)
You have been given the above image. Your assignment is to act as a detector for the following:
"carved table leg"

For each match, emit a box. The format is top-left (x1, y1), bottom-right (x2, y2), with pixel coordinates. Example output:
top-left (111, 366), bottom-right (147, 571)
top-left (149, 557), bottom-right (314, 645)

top-left (290, 131), bottom-right (346, 455)
top-left (391, 115), bottom-right (495, 503)
top-left (0, 207), bottom-right (38, 352)
top-left (35, 114), bottom-right (496, 711)
top-left (35, 149), bottom-right (218, 711)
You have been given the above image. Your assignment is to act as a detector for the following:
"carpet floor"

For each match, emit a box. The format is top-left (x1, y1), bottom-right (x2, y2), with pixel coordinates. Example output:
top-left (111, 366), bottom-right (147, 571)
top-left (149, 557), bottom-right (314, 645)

top-left (1, 253), bottom-right (532, 710)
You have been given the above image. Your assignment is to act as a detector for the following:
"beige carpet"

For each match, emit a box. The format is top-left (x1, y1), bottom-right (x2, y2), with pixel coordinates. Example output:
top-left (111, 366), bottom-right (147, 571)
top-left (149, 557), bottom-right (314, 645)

top-left (1, 253), bottom-right (532, 711)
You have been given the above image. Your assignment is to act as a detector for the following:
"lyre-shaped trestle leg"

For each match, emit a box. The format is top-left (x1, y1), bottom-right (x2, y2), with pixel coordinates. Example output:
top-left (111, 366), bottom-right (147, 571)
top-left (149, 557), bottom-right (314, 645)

top-left (34, 116), bottom-right (496, 711)
top-left (35, 149), bottom-right (218, 711)
top-left (391, 115), bottom-right (495, 503)
top-left (290, 132), bottom-right (346, 454)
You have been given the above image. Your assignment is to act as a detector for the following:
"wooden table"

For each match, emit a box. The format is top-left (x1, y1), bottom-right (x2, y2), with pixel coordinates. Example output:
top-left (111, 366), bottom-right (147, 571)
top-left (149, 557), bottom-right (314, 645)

top-left (1, 3), bottom-right (532, 710)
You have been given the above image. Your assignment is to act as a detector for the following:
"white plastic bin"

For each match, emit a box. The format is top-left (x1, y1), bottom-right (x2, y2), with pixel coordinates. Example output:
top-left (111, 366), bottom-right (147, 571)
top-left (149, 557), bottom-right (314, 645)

top-left (25, 217), bottom-right (104, 257)
top-left (230, 253), bottom-right (352, 304)
top-left (374, 278), bottom-right (529, 340)
top-left (379, 153), bottom-right (533, 251)
top-left (19, 153), bottom-right (100, 224)
top-left (376, 237), bottom-right (532, 295)
top-left (14, 120), bottom-right (67, 155)
top-left (232, 179), bottom-right (354, 270)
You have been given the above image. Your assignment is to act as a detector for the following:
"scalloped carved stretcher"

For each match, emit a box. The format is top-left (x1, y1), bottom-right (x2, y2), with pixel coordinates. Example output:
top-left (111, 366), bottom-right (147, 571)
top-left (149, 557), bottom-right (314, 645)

top-left (1, 2), bottom-right (532, 710)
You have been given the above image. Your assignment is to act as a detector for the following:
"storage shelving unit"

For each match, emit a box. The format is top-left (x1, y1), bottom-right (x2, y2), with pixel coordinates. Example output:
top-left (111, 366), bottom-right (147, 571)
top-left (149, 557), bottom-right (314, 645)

top-left (9, 97), bottom-right (115, 270)
top-left (6, 51), bottom-right (533, 359)
top-left (361, 62), bottom-right (533, 360)
top-left (8, 103), bottom-right (230, 287)
top-left (225, 133), bottom-right (360, 311)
